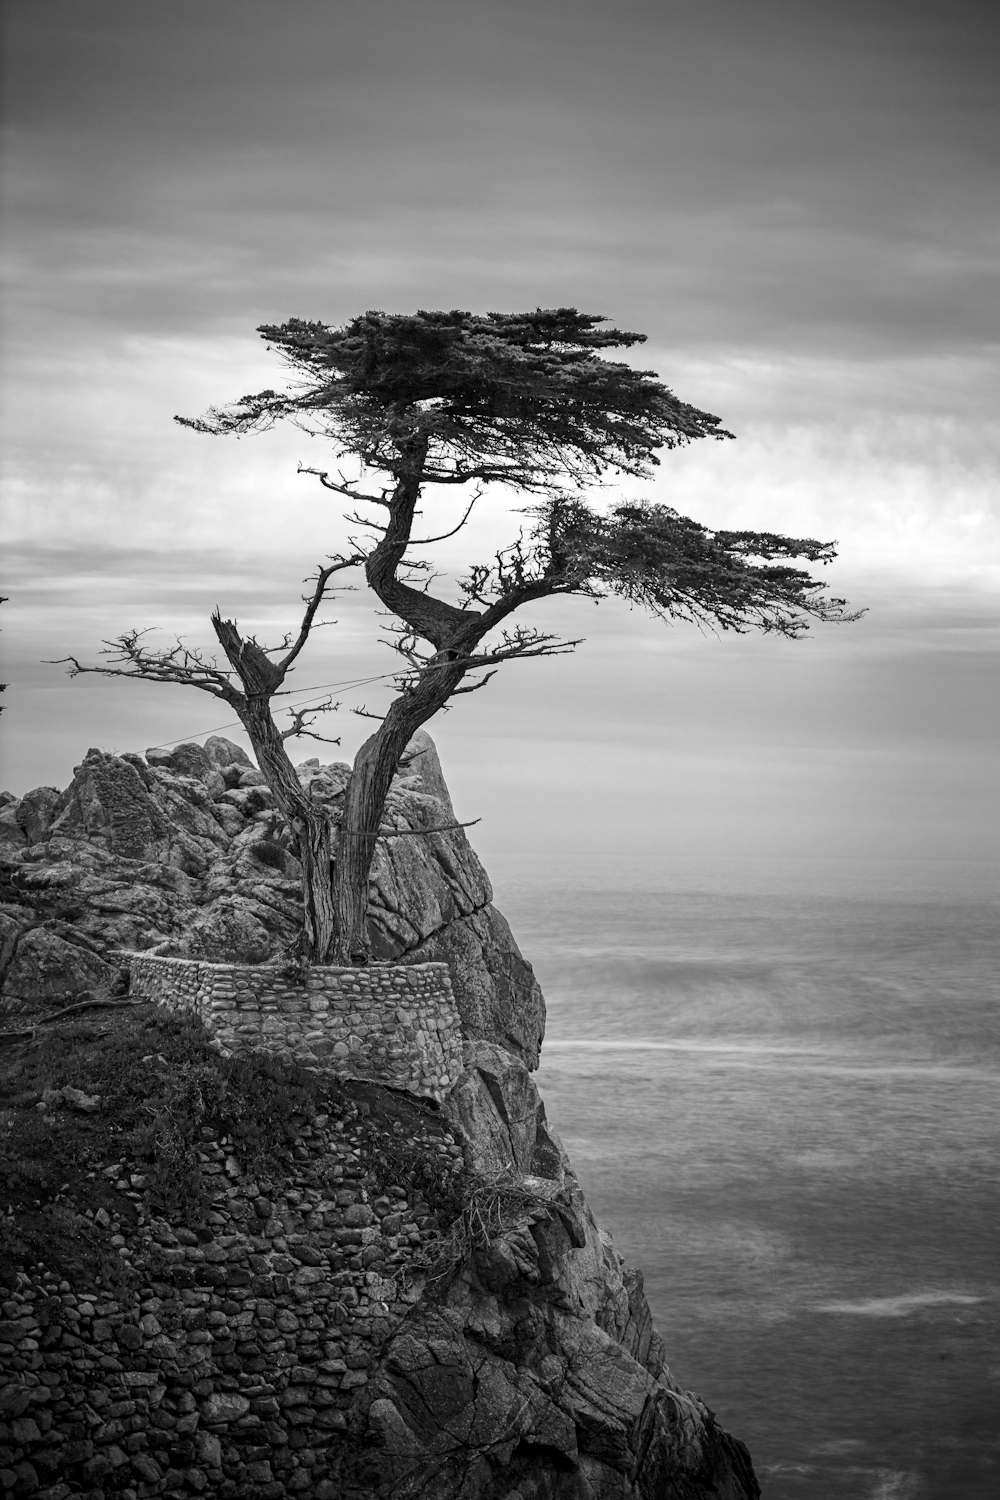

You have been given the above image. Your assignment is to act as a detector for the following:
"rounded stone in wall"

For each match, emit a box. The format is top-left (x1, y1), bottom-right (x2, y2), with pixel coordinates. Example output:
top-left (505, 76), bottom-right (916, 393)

top-left (118, 950), bottom-right (461, 1101)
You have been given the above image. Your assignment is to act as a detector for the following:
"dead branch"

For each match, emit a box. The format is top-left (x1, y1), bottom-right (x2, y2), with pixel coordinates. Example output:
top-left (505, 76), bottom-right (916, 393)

top-left (39, 998), bottom-right (142, 1024)
top-left (0, 1029), bottom-right (34, 1047)
top-left (452, 671), bottom-right (498, 695)
top-left (406, 490), bottom-right (481, 546)
top-left (277, 555), bottom-right (365, 674)
top-left (47, 630), bottom-right (237, 701)
top-left (379, 624), bottom-right (431, 671)
top-left (448, 631), bottom-right (585, 673)
top-left (341, 818), bottom-right (482, 839)
top-left (298, 465), bottom-right (390, 507)
top-left (419, 463), bottom-right (515, 486)
top-left (280, 697), bottom-right (342, 743)
top-left (344, 510), bottom-right (387, 532)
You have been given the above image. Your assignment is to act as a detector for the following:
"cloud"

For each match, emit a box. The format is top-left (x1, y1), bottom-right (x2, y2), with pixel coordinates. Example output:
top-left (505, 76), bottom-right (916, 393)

top-left (1, 0), bottom-right (997, 867)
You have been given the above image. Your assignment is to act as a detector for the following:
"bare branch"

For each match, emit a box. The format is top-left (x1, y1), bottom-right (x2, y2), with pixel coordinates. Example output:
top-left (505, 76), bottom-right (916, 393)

top-left (287, 728), bottom-right (343, 745)
top-left (277, 554), bottom-right (365, 674)
top-left (452, 670), bottom-right (498, 695)
top-left (406, 490), bottom-right (481, 546)
top-left (257, 631), bottom-right (295, 656)
top-left (341, 818), bottom-right (482, 839)
top-left (469, 642), bottom-right (580, 668)
top-left (46, 629), bottom-right (238, 702)
top-left (297, 464), bottom-right (390, 507)
top-left (39, 997), bottom-right (141, 1024)
top-left (352, 706), bottom-right (385, 721)
top-left (279, 697), bottom-right (342, 742)
top-left (344, 510), bottom-right (387, 532)
top-left (420, 463), bottom-right (521, 485)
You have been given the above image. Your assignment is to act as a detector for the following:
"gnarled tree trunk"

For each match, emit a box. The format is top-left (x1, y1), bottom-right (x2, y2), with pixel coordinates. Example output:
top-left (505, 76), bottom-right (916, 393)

top-left (213, 618), bottom-right (338, 963)
top-left (332, 657), bottom-right (467, 963)
top-left (237, 695), bottom-right (338, 963)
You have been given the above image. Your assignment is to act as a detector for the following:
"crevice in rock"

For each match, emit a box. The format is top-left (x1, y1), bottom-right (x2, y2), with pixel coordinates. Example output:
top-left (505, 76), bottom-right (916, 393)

top-left (385, 897), bottom-right (494, 961)
top-left (0, 919), bottom-right (26, 987)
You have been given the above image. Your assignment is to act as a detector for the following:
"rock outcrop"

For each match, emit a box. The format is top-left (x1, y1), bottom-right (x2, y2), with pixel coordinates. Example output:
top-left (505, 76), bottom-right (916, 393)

top-left (0, 730), bottom-right (544, 1069)
top-left (0, 735), bottom-right (759, 1499)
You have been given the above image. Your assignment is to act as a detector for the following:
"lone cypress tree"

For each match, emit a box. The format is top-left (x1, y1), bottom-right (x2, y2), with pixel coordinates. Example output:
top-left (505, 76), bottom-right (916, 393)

top-left (63, 309), bottom-right (858, 963)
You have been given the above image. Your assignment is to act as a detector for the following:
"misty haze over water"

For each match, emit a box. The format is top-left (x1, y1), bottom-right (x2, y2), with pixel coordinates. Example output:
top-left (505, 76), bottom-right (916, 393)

top-left (490, 854), bottom-right (1000, 1500)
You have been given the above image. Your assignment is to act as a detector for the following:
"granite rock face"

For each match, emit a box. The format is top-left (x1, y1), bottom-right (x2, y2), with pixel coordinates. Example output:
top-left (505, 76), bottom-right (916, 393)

top-left (2, 923), bottom-right (112, 1005)
top-left (0, 731), bottom-right (544, 1066)
top-left (335, 1046), bottom-right (759, 1499)
top-left (404, 906), bottom-right (546, 1070)
top-left (0, 732), bottom-right (760, 1499)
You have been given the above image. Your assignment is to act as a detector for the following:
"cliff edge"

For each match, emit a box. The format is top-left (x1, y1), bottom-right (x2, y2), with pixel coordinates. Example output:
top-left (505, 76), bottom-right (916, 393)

top-left (0, 736), bottom-right (759, 1500)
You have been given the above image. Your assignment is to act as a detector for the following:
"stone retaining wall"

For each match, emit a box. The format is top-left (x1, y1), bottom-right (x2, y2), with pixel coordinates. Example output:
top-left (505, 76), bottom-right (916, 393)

top-left (123, 952), bottom-right (463, 1102)
top-left (0, 1095), bottom-right (464, 1500)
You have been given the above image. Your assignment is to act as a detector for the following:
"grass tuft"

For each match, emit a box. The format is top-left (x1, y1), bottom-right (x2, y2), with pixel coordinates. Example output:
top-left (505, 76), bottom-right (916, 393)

top-left (0, 1003), bottom-right (325, 1285)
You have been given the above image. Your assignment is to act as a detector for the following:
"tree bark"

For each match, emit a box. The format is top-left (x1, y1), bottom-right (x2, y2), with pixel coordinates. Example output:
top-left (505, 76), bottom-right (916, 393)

top-left (212, 616), bottom-right (337, 964)
top-left (329, 448), bottom-right (498, 962)
top-left (237, 694), bottom-right (337, 963)
top-left (332, 657), bottom-right (467, 963)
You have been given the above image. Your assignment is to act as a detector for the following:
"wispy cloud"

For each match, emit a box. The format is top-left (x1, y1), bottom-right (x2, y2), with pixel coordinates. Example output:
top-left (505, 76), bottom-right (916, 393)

top-left (1, 0), bottom-right (997, 871)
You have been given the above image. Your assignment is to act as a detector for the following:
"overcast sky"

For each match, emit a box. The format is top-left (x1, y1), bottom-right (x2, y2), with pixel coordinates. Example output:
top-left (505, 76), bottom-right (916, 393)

top-left (2, 0), bottom-right (997, 883)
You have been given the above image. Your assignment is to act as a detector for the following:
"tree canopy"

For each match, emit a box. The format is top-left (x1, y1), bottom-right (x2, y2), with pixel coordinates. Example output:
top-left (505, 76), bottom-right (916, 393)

top-left (177, 307), bottom-right (733, 493)
top-left (57, 306), bottom-right (862, 963)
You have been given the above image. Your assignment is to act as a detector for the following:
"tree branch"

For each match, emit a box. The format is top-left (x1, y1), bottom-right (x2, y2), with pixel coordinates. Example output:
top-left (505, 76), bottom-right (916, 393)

top-left (341, 818), bottom-right (482, 839)
top-left (405, 490), bottom-right (481, 545)
top-left (344, 510), bottom-right (387, 532)
top-left (280, 697), bottom-right (342, 743)
top-left (459, 632), bottom-right (584, 669)
top-left (298, 465), bottom-right (390, 507)
top-left (46, 631), bottom-right (239, 703)
top-left (451, 670), bottom-right (498, 695)
top-left (277, 555), bottom-right (365, 673)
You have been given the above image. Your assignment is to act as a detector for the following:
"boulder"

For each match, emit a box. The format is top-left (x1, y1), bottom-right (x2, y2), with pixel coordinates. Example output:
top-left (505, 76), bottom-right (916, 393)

top-left (163, 741), bottom-right (226, 796)
top-left (164, 741), bottom-right (214, 781)
top-left (219, 786), bottom-right (271, 817)
top-left (150, 777), bottom-right (231, 848)
top-left (407, 905), bottom-right (545, 1070)
top-left (402, 729), bottom-right (456, 814)
top-left (345, 1283), bottom-right (757, 1500)
top-left (2, 926), bottom-right (111, 1007)
top-left (203, 736), bottom-right (254, 771)
top-left (50, 750), bottom-right (169, 859)
top-left (200, 1391), bottom-right (250, 1423)
top-left (0, 805), bottom-right (27, 847)
top-left (14, 787), bottom-right (61, 846)
top-left (446, 1040), bottom-right (565, 1180)
top-left (366, 733), bottom-right (491, 952)
top-left (186, 895), bottom-right (275, 964)
top-left (0, 910), bottom-right (27, 977)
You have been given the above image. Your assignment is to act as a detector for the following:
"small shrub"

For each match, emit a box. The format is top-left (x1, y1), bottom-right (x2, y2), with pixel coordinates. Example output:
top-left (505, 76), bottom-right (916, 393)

top-left (403, 1174), bottom-right (554, 1295)
top-left (0, 1003), bottom-right (326, 1281)
top-left (354, 1108), bottom-right (465, 1227)
top-left (251, 839), bottom-right (285, 872)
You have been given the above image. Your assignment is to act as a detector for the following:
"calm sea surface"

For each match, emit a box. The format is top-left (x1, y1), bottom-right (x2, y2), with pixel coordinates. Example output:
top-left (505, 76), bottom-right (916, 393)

top-left (486, 854), bottom-right (1000, 1500)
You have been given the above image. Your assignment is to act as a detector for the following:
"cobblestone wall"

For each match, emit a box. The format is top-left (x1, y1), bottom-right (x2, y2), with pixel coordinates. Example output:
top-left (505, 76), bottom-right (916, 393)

top-left (123, 953), bottom-right (463, 1103)
top-left (0, 1094), bottom-right (464, 1500)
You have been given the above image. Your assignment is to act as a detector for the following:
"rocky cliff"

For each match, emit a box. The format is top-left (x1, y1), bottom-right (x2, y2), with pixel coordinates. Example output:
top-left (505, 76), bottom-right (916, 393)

top-left (0, 737), bottom-right (759, 1499)
top-left (0, 733), bottom-right (542, 1070)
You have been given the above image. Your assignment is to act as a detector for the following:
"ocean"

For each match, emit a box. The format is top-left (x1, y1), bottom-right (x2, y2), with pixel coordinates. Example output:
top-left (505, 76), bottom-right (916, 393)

top-left (487, 854), bottom-right (1000, 1500)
